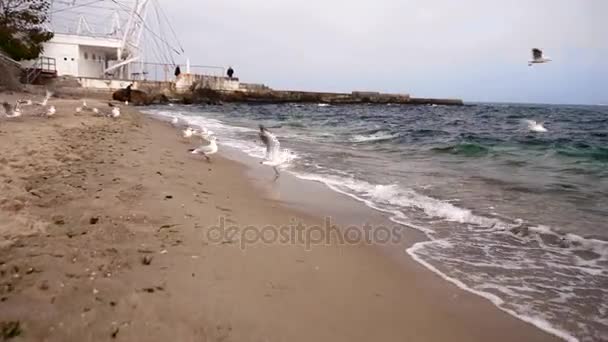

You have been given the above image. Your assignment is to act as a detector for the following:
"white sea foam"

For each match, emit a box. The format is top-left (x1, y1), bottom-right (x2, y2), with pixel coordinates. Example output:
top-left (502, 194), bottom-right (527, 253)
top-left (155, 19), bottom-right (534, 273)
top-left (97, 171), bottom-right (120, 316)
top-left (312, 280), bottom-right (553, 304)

top-left (350, 131), bottom-right (399, 143)
top-left (407, 242), bottom-right (579, 342)
top-left (145, 108), bottom-right (298, 169)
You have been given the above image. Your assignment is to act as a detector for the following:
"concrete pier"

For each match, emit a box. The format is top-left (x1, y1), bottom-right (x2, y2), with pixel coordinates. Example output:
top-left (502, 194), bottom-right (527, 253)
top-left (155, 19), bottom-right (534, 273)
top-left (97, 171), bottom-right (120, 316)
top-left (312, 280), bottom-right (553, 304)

top-left (52, 73), bottom-right (464, 106)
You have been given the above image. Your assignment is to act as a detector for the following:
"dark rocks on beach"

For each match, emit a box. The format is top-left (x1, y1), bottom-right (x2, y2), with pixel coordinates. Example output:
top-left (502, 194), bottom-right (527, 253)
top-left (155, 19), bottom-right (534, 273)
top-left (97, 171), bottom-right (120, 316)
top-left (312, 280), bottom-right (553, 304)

top-left (112, 88), bottom-right (169, 106)
top-left (89, 217), bottom-right (99, 225)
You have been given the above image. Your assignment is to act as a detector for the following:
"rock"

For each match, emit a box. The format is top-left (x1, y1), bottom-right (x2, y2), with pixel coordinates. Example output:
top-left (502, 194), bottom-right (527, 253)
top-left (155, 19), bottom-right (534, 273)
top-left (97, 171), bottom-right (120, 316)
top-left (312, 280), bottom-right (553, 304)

top-left (141, 256), bottom-right (153, 266)
top-left (0, 321), bottom-right (22, 340)
top-left (39, 281), bottom-right (50, 291)
top-left (89, 217), bottom-right (99, 225)
top-left (51, 215), bottom-right (65, 226)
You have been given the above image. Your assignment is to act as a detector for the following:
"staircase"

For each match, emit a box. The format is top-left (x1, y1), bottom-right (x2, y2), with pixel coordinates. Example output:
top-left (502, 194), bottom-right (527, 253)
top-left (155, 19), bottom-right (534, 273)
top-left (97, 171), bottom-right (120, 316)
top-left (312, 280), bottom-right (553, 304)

top-left (23, 56), bottom-right (57, 84)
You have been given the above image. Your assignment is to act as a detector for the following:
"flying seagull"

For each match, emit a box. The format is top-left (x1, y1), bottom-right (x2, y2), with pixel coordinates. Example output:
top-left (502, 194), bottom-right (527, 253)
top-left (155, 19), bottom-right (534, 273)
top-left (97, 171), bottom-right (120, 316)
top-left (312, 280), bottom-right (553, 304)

top-left (259, 125), bottom-right (283, 180)
top-left (529, 48), bottom-right (551, 66)
top-left (525, 119), bottom-right (548, 133)
top-left (188, 134), bottom-right (218, 162)
top-left (36, 89), bottom-right (53, 106)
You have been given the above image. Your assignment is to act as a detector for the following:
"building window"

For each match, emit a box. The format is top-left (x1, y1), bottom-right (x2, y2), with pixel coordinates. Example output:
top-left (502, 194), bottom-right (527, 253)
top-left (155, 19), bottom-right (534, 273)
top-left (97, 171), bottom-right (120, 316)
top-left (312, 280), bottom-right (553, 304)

top-left (71, 58), bottom-right (75, 61)
top-left (92, 53), bottom-right (96, 60)
top-left (84, 52), bottom-right (88, 60)
top-left (64, 57), bottom-right (67, 61)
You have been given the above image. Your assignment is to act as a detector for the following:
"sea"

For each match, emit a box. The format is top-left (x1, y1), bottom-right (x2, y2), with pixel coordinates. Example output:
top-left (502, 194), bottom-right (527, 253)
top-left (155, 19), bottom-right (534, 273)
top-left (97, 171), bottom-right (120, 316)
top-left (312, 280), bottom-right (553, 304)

top-left (145, 102), bottom-right (608, 342)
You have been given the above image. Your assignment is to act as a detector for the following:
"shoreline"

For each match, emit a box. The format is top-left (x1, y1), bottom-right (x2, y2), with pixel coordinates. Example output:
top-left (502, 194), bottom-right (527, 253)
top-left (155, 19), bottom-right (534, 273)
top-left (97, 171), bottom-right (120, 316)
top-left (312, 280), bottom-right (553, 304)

top-left (185, 118), bottom-right (579, 342)
top-left (0, 94), bottom-right (559, 341)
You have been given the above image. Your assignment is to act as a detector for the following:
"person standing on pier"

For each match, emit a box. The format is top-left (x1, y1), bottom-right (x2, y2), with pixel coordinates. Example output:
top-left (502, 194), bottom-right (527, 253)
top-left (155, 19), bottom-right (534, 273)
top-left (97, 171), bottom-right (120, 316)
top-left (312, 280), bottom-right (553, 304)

top-left (174, 65), bottom-right (181, 79)
top-left (227, 66), bottom-right (234, 79)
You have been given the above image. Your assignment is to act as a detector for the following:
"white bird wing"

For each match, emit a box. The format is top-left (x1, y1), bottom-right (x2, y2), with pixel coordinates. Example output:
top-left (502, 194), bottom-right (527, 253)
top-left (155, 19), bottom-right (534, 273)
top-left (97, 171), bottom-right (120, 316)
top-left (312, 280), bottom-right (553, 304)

top-left (261, 130), bottom-right (280, 161)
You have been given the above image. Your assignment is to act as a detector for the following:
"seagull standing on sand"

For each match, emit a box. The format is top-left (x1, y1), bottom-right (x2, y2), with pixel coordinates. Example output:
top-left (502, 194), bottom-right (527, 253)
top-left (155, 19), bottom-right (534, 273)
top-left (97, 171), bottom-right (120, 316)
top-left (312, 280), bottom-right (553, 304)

top-left (45, 105), bottom-right (56, 117)
top-left (525, 120), bottom-right (548, 133)
top-left (171, 116), bottom-right (179, 126)
top-left (109, 106), bottom-right (120, 118)
top-left (259, 125), bottom-right (283, 180)
top-left (76, 100), bottom-right (92, 113)
top-left (528, 48), bottom-right (552, 66)
top-left (189, 134), bottom-right (218, 162)
top-left (2, 101), bottom-right (22, 118)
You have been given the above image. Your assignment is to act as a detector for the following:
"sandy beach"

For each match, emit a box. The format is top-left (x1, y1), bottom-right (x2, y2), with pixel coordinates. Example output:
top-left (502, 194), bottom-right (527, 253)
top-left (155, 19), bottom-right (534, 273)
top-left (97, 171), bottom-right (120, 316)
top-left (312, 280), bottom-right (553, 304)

top-left (0, 93), bottom-right (560, 341)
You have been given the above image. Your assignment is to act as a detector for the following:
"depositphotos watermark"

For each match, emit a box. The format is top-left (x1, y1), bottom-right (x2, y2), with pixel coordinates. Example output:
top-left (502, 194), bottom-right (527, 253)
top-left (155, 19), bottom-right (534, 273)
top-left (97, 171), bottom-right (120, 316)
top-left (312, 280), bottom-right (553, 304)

top-left (206, 217), bottom-right (404, 250)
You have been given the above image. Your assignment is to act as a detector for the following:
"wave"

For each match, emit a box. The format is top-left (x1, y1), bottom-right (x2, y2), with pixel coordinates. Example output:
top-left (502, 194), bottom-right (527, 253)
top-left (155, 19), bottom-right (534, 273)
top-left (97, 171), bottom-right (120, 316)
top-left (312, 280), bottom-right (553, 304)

top-left (556, 146), bottom-right (608, 163)
top-left (431, 143), bottom-right (491, 157)
top-left (350, 131), bottom-right (399, 143)
top-left (291, 170), bottom-right (607, 342)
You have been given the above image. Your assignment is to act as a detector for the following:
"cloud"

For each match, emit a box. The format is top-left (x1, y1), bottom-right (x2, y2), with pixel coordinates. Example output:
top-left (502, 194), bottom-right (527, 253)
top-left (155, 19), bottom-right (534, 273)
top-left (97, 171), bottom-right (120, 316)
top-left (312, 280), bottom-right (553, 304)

top-left (158, 0), bottom-right (606, 103)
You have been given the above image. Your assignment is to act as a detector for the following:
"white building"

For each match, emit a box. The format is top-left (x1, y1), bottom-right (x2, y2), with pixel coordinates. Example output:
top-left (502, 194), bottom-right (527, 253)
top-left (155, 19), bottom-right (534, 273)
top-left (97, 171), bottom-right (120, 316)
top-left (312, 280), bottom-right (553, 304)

top-left (40, 33), bottom-right (126, 78)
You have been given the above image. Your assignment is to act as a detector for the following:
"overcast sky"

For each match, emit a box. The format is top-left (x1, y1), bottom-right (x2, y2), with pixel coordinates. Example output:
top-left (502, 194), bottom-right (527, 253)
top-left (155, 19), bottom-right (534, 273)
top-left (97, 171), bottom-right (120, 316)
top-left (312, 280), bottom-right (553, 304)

top-left (161, 0), bottom-right (607, 104)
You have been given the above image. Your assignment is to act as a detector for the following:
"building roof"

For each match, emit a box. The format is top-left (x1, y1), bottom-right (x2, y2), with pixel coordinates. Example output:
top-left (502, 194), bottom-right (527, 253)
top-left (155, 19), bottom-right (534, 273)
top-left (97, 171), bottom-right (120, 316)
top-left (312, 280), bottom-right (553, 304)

top-left (51, 33), bottom-right (122, 49)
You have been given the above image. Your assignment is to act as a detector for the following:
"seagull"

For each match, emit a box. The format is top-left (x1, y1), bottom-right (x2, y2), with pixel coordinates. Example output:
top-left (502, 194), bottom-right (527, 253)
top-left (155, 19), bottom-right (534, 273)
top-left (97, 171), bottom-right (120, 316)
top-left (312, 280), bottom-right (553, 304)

top-left (45, 105), bottom-right (56, 117)
top-left (188, 135), bottom-right (218, 162)
top-left (259, 125), bottom-right (284, 180)
top-left (182, 127), bottom-right (196, 138)
top-left (2, 101), bottom-right (22, 118)
top-left (109, 106), bottom-right (120, 118)
top-left (525, 120), bottom-right (548, 133)
top-left (36, 89), bottom-right (53, 106)
top-left (92, 108), bottom-right (100, 115)
top-left (171, 116), bottom-right (180, 127)
top-left (528, 48), bottom-right (552, 66)
top-left (76, 100), bottom-right (90, 113)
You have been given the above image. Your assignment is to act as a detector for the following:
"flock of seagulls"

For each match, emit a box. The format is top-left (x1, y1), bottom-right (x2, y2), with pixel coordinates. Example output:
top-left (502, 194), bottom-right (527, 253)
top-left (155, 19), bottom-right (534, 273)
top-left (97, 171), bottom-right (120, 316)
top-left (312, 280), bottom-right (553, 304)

top-left (1, 90), bottom-right (56, 119)
top-left (75, 99), bottom-right (121, 118)
top-left (1, 90), bottom-right (123, 122)
top-left (173, 116), bottom-right (285, 179)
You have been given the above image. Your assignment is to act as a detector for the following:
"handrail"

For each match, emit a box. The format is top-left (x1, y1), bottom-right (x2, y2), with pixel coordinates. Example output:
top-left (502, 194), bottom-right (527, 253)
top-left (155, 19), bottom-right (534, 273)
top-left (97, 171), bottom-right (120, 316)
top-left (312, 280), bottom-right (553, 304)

top-left (24, 56), bottom-right (57, 84)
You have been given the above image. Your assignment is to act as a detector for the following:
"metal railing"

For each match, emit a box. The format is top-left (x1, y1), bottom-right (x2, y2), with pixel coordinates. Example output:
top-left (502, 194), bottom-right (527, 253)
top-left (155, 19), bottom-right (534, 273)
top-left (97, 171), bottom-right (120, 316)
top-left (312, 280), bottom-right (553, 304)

top-left (132, 62), bottom-right (226, 81)
top-left (25, 56), bottom-right (57, 84)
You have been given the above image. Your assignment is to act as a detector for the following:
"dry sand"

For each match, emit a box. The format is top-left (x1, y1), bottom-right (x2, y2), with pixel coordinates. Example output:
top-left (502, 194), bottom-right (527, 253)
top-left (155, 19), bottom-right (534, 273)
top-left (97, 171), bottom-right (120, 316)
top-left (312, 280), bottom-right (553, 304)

top-left (0, 93), bottom-right (559, 341)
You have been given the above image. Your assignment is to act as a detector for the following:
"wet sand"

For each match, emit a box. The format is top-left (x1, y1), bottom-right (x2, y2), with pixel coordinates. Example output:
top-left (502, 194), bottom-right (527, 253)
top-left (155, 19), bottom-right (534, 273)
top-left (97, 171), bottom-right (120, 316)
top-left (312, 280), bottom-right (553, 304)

top-left (0, 93), bottom-right (559, 341)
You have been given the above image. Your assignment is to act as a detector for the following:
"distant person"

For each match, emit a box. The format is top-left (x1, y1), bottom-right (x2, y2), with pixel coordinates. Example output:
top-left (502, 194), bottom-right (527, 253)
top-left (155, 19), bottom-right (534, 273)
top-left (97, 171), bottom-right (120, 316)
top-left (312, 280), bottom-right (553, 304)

top-left (174, 65), bottom-right (181, 78)
top-left (125, 83), bottom-right (133, 102)
top-left (227, 66), bottom-right (234, 79)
